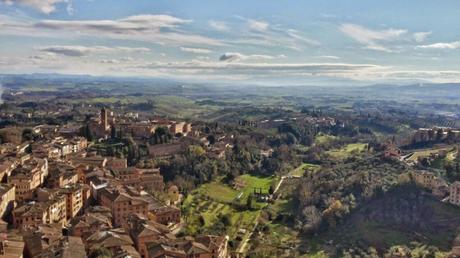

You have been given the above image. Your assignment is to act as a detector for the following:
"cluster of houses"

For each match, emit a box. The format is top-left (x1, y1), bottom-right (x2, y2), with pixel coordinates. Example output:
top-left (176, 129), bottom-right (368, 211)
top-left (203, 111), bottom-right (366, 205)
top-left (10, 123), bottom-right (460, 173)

top-left (412, 127), bottom-right (460, 144)
top-left (0, 119), bottom-right (230, 257)
top-left (89, 108), bottom-right (193, 140)
top-left (254, 115), bottom-right (339, 129)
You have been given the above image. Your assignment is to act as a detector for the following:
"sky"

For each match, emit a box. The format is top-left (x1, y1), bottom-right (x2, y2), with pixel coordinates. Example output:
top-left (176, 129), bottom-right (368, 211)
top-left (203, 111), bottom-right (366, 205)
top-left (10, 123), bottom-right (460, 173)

top-left (1, 0), bottom-right (460, 85)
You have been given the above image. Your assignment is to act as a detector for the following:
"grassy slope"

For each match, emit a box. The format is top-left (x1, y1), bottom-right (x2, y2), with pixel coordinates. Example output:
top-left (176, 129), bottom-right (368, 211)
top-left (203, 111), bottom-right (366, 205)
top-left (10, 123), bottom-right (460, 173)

top-left (182, 175), bottom-right (276, 238)
top-left (288, 163), bottom-right (321, 177)
top-left (321, 184), bottom-right (460, 252)
top-left (326, 143), bottom-right (368, 159)
top-left (406, 146), bottom-right (454, 162)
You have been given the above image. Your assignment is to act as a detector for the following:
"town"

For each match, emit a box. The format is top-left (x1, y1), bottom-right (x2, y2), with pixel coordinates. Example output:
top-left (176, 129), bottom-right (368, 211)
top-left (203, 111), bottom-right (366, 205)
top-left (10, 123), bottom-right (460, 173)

top-left (0, 107), bottom-right (229, 258)
top-left (2, 1), bottom-right (460, 257)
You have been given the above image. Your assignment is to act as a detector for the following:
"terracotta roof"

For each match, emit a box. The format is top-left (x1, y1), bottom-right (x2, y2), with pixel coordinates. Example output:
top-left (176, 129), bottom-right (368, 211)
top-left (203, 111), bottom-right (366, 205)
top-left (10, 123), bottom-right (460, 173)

top-left (87, 229), bottom-right (133, 249)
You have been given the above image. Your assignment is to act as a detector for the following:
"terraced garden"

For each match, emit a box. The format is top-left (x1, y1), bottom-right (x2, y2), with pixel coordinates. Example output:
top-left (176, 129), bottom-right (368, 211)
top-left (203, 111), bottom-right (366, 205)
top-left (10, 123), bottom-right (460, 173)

top-left (181, 175), bottom-right (277, 240)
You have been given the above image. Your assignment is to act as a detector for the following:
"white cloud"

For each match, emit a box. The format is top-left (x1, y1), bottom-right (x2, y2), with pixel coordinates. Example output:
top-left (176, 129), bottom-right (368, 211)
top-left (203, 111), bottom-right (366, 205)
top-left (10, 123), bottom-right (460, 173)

top-left (0, 14), bottom-right (223, 46)
top-left (413, 31), bottom-right (431, 43)
top-left (417, 41), bottom-right (460, 49)
top-left (340, 23), bottom-right (407, 52)
top-left (209, 20), bottom-right (229, 31)
top-left (286, 29), bottom-right (320, 46)
top-left (1, 0), bottom-right (69, 14)
top-left (317, 55), bottom-right (340, 59)
top-left (138, 60), bottom-right (384, 76)
top-left (37, 45), bottom-right (150, 57)
top-left (219, 52), bottom-right (275, 62)
top-left (180, 47), bottom-right (212, 54)
top-left (247, 19), bottom-right (269, 32)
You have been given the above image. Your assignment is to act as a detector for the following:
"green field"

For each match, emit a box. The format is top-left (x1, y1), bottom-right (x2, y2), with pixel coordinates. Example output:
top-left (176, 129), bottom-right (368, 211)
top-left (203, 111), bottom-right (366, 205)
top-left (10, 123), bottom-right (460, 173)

top-left (288, 163), bottom-right (321, 177)
top-left (315, 134), bottom-right (337, 145)
top-left (406, 146), bottom-right (454, 162)
top-left (326, 143), bottom-right (368, 159)
top-left (182, 175), bottom-right (276, 239)
top-left (237, 174), bottom-right (277, 206)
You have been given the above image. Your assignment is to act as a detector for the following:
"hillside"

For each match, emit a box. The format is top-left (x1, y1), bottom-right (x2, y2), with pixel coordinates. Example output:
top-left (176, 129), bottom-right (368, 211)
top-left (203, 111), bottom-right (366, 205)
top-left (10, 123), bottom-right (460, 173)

top-left (322, 184), bottom-right (460, 255)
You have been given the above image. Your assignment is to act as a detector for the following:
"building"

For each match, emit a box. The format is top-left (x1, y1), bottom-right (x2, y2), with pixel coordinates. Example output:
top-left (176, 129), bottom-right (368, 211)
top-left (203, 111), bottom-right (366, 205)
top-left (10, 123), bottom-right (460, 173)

top-left (58, 184), bottom-right (90, 221)
top-left (106, 158), bottom-right (127, 170)
top-left (168, 185), bottom-right (180, 204)
top-left (70, 206), bottom-right (113, 240)
top-left (450, 181), bottom-right (460, 206)
top-left (110, 168), bottom-right (164, 192)
top-left (38, 236), bottom-right (87, 258)
top-left (22, 224), bottom-right (86, 258)
top-left (147, 235), bottom-right (229, 258)
top-left (70, 156), bottom-right (107, 169)
top-left (101, 108), bottom-right (110, 131)
top-left (47, 162), bottom-right (79, 188)
top-left (148, 143), bottom-right (184, 159)
top-left (0, 231), bottom-right (24, 258)
top-left (9, 158), bottom-right (48, 202)
top-left (88, 108), bottom-right (114, 139)
top-left (126, 213), bottom-right (172, 258)
top-left (0, 184), bottom-right (15, 220)
top-left (149, 205), bottom-right (181, 226)
top-left (98, 188), bottom-right (149, 227)
top-left (13, 193), bottom-right (67, 228)
top-left (167, 122), bottom-right (192, 136)
top-left (382, 142), bottom-right (402, 159)
top-left (117, 123), bottom-right (156, 138)
top-left (411, 170), bottom-right (447, 192)
top-left (85, 228), bottom-right (135, 255)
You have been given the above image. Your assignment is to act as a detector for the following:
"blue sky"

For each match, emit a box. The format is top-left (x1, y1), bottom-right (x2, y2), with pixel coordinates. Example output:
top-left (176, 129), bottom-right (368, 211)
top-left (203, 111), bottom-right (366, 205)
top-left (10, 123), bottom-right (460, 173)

top-left (1, 0), bottom-right (460, 85)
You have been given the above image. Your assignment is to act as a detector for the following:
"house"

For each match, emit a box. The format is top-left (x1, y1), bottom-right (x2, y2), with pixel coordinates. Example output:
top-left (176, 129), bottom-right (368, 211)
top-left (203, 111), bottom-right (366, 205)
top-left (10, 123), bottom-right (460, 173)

top-left (110, 168), bottom-right (164, 192)
top-left (117, 123), bottom-right (156, 138)
top-left (70, 156), bottom-right (107, 169)
top-left (0, 231), bottom-right (24, 258)
top-left (449, 181), bottom-right (460, 206)
top-left (148, 143), bottom-right (184, 158)
top-left (0, 184), bottom-right (15, 220)
top-left (106, 158), bottom-right (127, 170)
top-left (411, 170), bottom-right (448, 192)
top-left (98, 188), bottom-right (149, 227)
top-left (22, 225), bottom-right (85, 258)
top-left (70, 206), bottom-right (113, 240)
top-left (9, 158), bottom-right (48, 202)
top-left (147, 235), bottom-right (229, 258)
top-left (13, 192), bottom-right (67, 228)
top-left (39, 236), bottom-right (87, 258)
top-left (85, 228), bottom-right (135, 255)
top-left (46, 162), bottom-right (79, 188)
top-left (149, 205), bottom-right (181, 226)
top-left (382, 142), bottom-right (402, 159)
top-left (58, 184), bottom-right (90, 221)
top-left (126, 213), bottom-right (172, 258)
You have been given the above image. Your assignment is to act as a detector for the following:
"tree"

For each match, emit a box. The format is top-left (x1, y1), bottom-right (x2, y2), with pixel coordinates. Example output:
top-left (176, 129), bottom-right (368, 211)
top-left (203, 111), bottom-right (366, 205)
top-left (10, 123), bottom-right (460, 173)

top-left (111, 126), bottom-right (117, 139)
top-left (88, 247), bottom-right (111, 258)
top-left (82, 125), bottom-right (93, 141)
top-left (207, 135), bottom-right (216, 145)
top-left (322, 200), bottom-right (345, 228)
top-left (301, 206), bottom-right (322, 235)
top-left (22, 128), bottom-right (34, 142)
top-left (436, 128), bottom-right (444, 141)
top-left (246, 193), bottom-right (254, 210)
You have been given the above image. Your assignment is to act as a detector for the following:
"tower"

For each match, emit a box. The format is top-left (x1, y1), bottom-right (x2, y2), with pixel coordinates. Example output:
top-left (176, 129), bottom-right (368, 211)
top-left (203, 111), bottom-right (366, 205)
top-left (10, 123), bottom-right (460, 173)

top-left (101, 108), bottom-right (109, 131)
